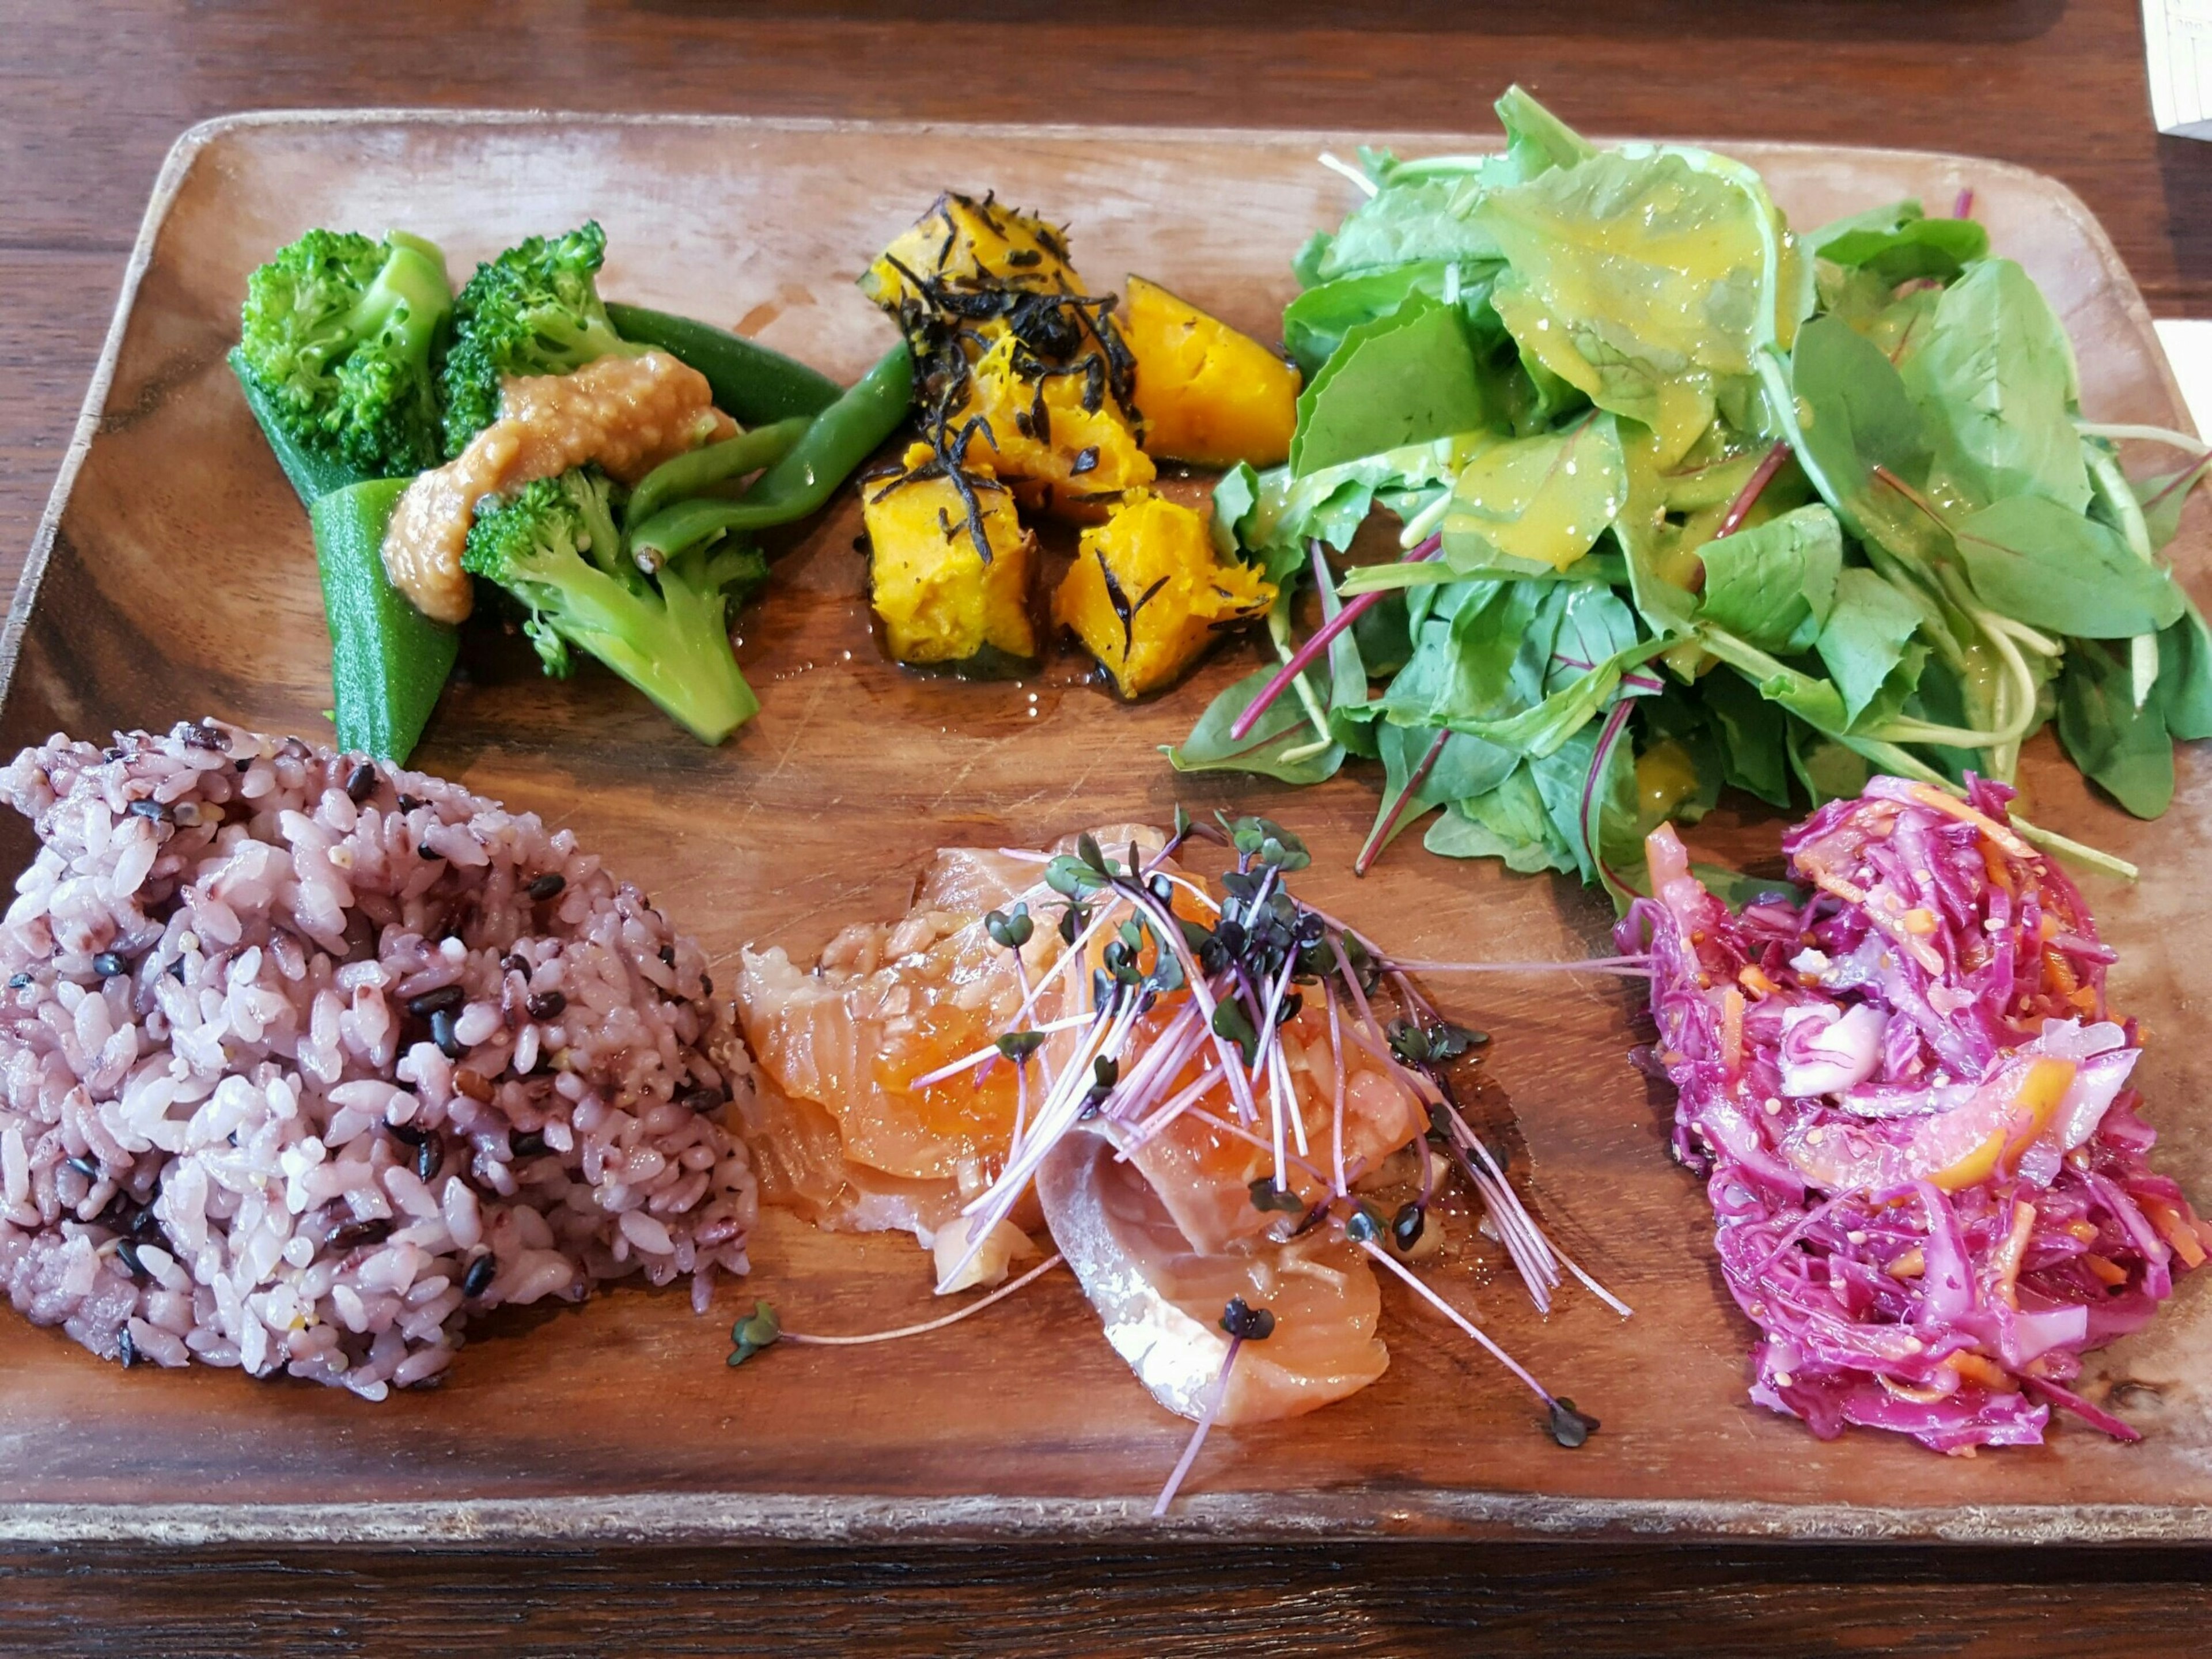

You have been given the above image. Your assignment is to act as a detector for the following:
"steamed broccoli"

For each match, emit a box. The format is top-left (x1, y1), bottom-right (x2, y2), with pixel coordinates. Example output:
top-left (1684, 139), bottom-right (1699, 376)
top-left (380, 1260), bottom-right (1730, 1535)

top-left (462, 469), bottom-right (765, 744)
top-left (439, 222), bottom-right (647, 455)
top-left (233, 228), bottom-right (453, 480)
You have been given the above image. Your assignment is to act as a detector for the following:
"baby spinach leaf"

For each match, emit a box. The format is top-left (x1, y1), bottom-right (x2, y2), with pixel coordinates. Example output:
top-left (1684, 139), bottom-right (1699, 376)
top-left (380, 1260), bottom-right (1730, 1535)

top-left (1493, 84), bottom-right (1599, 177)
top-left (2057, 638), bottom-right (2176, 817)
top-left (1365, 721), bottom-right (1518, 859)
top-left (1313, 176), bottom-right (1506, 283)
top-left (1476, 149), bottom-right (1766, 374)
top-left (1815, 567), bottom-right (1928, 728)
top-left (1291, 293), bottom-right (1497, 476)
top-left (2134, 459), bottom-right (2209, 553)
top-left (1902, 257), bottom-right (2089, 513)
top-left (1694, 503), bottom-right (1843, 653)
top-left (1442, 414), bottom-right (1627, 573)
top-left (1950, 494), bottom-right (2184, 637)
top-left (1810, 199), bottom-right (1989, 288)
top-left (1786, 314), bottom-right (1944, 562)
top-left (1209, 462), bottom-right (1260, 560)
top-left (1702, 665), bottom-right (1793, 806)
top-left (1490, 275), bottom-right (1718, 457)
top-left (1425, 765), bottom-right (1578, 874)
top-left (1283, 261), bottom-right (1501, 378)
top-left (1459, 637), bottom-right (1665, 757)
top-left (1528, 719), bottom-right (1640, 888)
top-left (1165, 668), bottom-right (1344, 785)
top-left (1786, 718), bottom-right (1872, 805)
top-left (2157, 597), bottom-right (2212, 740)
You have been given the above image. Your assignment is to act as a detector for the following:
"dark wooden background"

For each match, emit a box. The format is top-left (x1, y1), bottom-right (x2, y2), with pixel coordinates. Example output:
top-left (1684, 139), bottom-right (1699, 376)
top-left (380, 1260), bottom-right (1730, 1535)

top-left (4, 0), bottom-right (2211, 1649)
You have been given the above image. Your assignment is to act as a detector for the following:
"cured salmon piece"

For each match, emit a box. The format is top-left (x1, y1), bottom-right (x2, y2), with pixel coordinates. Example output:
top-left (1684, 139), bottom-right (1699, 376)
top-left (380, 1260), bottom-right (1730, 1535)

top-left (1037, 1130), bottom-right (1388, 1425)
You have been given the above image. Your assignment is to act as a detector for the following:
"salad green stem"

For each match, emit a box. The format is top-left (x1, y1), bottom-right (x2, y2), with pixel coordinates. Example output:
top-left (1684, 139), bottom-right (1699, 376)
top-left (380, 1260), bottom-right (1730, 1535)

top-left (2084, 445), bottom-right (2162, 709)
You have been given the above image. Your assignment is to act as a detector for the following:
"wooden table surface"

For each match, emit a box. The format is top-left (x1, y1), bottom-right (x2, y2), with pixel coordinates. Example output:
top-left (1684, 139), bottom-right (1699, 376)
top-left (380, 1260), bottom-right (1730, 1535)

top-left (5, 0), bottom-right (2211, 1649)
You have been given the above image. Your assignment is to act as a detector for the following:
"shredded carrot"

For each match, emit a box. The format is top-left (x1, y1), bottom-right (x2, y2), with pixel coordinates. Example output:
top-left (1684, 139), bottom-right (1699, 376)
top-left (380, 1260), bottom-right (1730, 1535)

top-left (1737, 964), bottom-right (1778, 998)
top-left (2064, 1219), bottom-right (2100, 1244)
top-left (1805, 867), bottom-right (1869, 907)
top-left (1901, 907), bottom-right (1938, 935)
top-left (2037, 913), bottom-right (2061, 941)
top-left (1993, 1200), bottom-right (2036, 1306)
top-left (1900, 781), bottom-right (2037, 860)
top-left (2069, 986), bottom-right (2099, 1015)
top-left (2082, 1252), bottom-right (2130, 1287)
top-left (1982, 847), bottom-right (2014, 895)
top-left (2141, 1196), bottom-right (2209, 1270)
top-left (1887, 1246), bottom-right (1926, 1279)
top-left (1944, 1351), bottom-right (2019, 1392)
top-left (1720, 988), bottom-right (1745, 1078)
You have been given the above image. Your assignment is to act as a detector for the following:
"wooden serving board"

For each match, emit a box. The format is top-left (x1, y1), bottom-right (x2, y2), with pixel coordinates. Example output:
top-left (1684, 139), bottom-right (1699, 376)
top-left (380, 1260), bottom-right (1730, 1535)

top-left (2, 112), bottom-right (2208, 1548)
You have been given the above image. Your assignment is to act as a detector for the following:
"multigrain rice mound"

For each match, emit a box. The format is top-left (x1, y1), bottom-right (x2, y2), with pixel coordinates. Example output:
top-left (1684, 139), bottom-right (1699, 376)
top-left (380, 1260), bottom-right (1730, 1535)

top-left (0, 720), bottom-right (756, 1398)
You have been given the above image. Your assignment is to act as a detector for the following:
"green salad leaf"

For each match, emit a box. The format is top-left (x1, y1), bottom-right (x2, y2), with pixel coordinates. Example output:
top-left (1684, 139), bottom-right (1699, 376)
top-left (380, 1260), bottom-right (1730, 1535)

top-left (1184, 82), bottom-right (2207, 893)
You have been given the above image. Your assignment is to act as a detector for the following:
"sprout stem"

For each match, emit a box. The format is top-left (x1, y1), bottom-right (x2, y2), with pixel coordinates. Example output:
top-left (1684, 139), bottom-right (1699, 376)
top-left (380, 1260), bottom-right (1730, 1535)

top-left (781, 1253), bottom-right (1067, 1347)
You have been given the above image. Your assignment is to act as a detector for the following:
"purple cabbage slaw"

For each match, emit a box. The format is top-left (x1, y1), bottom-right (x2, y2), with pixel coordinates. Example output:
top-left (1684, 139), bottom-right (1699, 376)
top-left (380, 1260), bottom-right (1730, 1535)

top-left (1619, 776), bottom-right (2206, 1452)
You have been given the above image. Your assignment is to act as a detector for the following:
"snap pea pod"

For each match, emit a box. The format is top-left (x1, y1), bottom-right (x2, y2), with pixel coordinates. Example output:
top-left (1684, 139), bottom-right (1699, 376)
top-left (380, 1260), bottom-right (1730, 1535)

top-left (309, 477), bottom-right (458, 764)
top-left (626, 416), bottom-right (810, 529)
top-left (228, 349), bottom-right (369, 506)
top-left (606, 302), bottom-right (843, 426)
top-left (626, 341), bottom-right (915, 560)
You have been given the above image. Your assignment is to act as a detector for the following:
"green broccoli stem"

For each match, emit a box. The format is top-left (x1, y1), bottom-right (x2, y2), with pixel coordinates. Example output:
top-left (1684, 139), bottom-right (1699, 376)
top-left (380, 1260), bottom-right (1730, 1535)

top-left (524, 549), bottom-right (760, 744)
top-left (349, 236), bottom-right (452, 374)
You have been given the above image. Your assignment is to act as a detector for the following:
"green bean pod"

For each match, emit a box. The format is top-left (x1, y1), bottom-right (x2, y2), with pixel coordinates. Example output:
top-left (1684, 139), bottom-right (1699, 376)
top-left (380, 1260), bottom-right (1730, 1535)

top-left (607, 302), bottom-right (843, 426)
top-left (309, 477), bottom-right (459, 764)
top-left (626, 341), bottom-right (915, 560)
top-left (626, 416), bottom-right (810, 529)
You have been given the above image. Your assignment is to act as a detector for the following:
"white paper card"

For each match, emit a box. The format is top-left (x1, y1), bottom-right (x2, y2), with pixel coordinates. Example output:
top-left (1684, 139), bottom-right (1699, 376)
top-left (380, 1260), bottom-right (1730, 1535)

top-left (2145, 0), bottom-right (2212, 138)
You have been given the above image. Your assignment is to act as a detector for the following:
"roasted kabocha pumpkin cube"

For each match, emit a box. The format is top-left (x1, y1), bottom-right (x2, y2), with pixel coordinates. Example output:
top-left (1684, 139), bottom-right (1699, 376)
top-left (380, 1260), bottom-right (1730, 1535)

top-left (859, 192), bottom-right (1086, 315)
top-left (1054, 494), bottom-right (1275, 699)
top-left (1123, 275), bottom-right (1301, 468)
top-left (864, 442), bottom-right (1039, 671)
top-left (956, 334), bottom-right (1154, 523)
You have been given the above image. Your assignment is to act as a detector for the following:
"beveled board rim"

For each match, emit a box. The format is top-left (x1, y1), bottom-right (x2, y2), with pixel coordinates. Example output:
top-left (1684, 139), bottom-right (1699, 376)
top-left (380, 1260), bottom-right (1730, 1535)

top-left (4, 1488), bottom-right (2212, 1548)
top-left (4, 107), bottom-right (2201, 1552)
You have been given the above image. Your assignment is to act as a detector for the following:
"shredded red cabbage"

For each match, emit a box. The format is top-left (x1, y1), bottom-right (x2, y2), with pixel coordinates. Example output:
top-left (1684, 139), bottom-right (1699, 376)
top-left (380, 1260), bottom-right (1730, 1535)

top-left (1619, 776), bottom-right (2207, 1453)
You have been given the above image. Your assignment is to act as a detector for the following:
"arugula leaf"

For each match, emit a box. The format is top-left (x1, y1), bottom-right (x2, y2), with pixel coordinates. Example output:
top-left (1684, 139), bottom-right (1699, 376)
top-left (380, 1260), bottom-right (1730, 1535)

top-left (1901, 256), bottom-right (2090, 513)
top-left (1810, 199), bottom-right (1989, 287)
top-left (1291, 293), bottom-right (1497, 476)
top-left (1950, 494), bottom-right (2184, 638)
top-left (2056, 637), bottom-right (2175, 817)
top-left (1442, 413), bottom-right (1627, 573)
top-left (1814, 567), bottom-right (1928, 728)
top-left (1694, 503), bottom-right (1843, 653)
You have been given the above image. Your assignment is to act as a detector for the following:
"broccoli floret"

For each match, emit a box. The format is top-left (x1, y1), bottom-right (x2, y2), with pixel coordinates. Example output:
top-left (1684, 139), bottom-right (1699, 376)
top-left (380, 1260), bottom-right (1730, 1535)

top-left (234, 228), bottom-right (453, 479)
top-left (439, 222), bottom-right (647, 456)
top-left (462, 469), bottom-right (764, 744)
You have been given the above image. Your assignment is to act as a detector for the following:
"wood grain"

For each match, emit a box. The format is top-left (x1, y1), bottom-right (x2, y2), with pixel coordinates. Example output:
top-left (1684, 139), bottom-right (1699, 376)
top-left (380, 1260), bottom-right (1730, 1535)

top-left (6, 2), bottom-right (2212, 1648)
